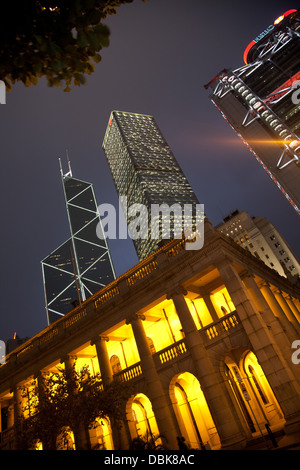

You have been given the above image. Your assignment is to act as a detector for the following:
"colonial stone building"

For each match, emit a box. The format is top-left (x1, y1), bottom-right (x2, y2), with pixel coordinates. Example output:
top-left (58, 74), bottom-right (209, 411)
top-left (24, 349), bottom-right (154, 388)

top-left (1, 220), bottom-right (300, 450)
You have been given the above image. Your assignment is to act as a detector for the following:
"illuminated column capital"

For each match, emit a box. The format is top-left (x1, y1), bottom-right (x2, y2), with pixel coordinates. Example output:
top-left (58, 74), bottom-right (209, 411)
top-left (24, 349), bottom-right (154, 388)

top-left (60, 354), bottom-right (76, 370)
top-left (166, 287), bottom-right (188, 300)
top-left (125, 313), bottom-right (146, 325)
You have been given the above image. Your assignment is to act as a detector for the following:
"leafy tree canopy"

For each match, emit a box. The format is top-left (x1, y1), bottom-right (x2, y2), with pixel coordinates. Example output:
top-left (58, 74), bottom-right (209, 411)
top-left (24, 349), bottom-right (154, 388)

top-left (0, 0), bottom-right (141, 91)
top-left (19, 363), bottom-right (133, 450)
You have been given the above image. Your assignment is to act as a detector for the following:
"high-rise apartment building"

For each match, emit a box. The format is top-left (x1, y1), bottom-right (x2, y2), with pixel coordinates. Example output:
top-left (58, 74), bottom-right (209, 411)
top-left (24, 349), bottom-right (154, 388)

top-left (216, 209), bottom-right (300, 278)
top-left (205, 9), bottom-right (300, 215)
top-left (102, 111), bottom-right (200, 260)
top-left (41, 161), bottom-right (115, 324)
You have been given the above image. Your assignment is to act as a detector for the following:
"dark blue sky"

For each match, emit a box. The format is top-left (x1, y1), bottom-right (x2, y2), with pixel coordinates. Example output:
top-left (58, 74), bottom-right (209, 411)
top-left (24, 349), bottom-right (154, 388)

top-left (0, 0), bottom-right (299, 342)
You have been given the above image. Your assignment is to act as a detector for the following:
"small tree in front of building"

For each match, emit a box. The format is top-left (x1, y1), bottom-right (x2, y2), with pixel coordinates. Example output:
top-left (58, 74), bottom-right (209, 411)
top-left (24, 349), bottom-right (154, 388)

top-left (18, 362), bottom-right (132, 450)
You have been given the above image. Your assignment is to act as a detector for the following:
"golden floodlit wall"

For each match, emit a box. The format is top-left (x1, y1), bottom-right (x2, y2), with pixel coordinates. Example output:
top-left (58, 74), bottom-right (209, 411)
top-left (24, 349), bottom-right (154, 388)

top-left (1, 222), bottom-right (300, 450)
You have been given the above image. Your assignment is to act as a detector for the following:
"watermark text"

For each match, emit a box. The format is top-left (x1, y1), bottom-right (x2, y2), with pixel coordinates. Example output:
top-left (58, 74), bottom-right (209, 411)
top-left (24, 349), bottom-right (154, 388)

top-left (96, 197), bottom-right (205, 251)
top-left (291, 80), bottom-right (300, 105)
top-left (0, 81), bottom-right (6, 104)
top-left (291, 340), bottom-right (300, 365)
top-left (0, 340), bottom-right (5, 364)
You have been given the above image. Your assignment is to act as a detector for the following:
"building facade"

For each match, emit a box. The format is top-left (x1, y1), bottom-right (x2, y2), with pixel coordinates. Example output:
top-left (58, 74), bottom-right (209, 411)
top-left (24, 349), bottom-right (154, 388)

top-left (1, 221), bottom-right (300, 450)
top-left (102, 111), bottom-right (200, 260)
top-left (41, 161), bottom-right (115, 324)
top-left (205, 9), bottom-right (300, 215)
top-left (216, 209), bottom-right (300, 278)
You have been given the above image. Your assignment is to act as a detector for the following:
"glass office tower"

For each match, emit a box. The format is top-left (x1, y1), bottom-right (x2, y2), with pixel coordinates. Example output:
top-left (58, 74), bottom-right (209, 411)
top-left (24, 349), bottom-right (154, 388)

top-left (102, 111), bottom-right (200, 260)
top-left (42, 162), bottom-right (115, 324)
top-left (205, 9), bottom-right (300, 215)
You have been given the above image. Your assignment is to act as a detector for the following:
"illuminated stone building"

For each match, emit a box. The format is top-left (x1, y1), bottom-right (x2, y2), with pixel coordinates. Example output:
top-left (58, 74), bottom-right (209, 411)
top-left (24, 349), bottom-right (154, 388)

top-left (205, 9), bottom-right (300, 215)
top-left (102, 111), bottom-right (200, 260)
top-left (216, 209), bottom-right (300, 278)
top-left (1, 220), bottom-right (300, 450)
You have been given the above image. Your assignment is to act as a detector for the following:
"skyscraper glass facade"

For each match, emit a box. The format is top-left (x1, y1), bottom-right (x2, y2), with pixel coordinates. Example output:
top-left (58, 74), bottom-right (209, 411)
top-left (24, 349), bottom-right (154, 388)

top-left (102, 111), bottom-right (200, 260)
top-left (42, 166), bottom-right (115, 324)
top-left (206, 9), bottom-right (300, 215)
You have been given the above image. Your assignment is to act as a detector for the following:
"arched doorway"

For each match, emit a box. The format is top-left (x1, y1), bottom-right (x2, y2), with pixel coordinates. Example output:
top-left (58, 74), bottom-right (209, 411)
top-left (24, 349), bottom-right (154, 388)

top-left (126, 393), bottom-right (161, 446)
top-left (56, 426), bottom-right (75, 450)
top-left (89, 417), bottom-right (114, 450)
top-left (224, 349), bottom-right (285, 437)
top-left (170, 372), bottom-right (220, 449)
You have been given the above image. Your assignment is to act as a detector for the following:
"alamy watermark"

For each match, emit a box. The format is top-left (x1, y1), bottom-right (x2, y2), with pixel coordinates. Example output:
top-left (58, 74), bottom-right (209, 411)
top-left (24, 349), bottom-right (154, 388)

top-left (292, 340), bottom-right (300, 365)
top-left (0, 80), bottom-right (6, 104)
top-left (96, 196), bottom-right (205, 251)
top-left (291, 80), bottom-right (300, 105)
top-left (0, 340), bottom-right (5, 364)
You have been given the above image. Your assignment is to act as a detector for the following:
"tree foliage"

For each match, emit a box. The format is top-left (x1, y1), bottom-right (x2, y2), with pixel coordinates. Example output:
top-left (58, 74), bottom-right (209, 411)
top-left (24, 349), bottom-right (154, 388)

top-left (0, 0), bottom-right (141, 92)
top-left (19, 363), bottom-right (132, 450)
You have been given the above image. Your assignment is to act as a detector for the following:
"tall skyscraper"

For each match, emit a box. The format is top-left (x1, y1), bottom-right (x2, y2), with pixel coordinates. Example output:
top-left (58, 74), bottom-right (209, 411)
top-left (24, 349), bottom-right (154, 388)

top-left (205, 9), bottom-right (300, 215)
top-left (102, 111), bottom-right (200, 260)
top-left (42, 160), bottom-right (115, 324)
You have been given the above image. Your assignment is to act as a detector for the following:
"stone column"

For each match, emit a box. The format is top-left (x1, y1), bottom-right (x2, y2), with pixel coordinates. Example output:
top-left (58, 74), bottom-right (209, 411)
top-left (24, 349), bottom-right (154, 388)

top-left (35, 371), bottom-right (57, 450)
top-left (243, 274), bottom-right (300, 384)
top-left (62, 355), bottom-right (90, 450)
top-left (127, 313), bottom-right (179, 449)
top-left (286, 296), bottom-right (300, 324)
top-left (274, 290), bottom-right (300, 334)
top-left (92, 335), bottom-right (130, 450)
top-left (7, 404), bottom-right (14, 429)
top-left (92, 336), bottom-right (113, 387)
top-left (292, 297), bottom-right (300, 316)
top-left (12, 385), bottom-right (23, 450)
top-left (259, 282), bottom-right (298, 341)
top-left (169, 289), bottom-right (247, 449)
top-left (63, 354), bottom-right (76, 376)
top-left (217, 258), bottom-right (300, 434)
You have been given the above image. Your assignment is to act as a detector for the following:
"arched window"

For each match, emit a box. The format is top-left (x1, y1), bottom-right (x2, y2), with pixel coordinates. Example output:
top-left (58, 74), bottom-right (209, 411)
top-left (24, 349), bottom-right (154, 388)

top-left (110, 354), bottom-right (122, 374)
top-left (248, 365), bottom-right (269, 405)
top-left (56, 427), bottom-right (75, 450)
top-left (89, 418), bottom-right (114, 450)
top-left (147, 337), bottom-right (156, 354)
top-left (171, 372), bottom-right (220, 449)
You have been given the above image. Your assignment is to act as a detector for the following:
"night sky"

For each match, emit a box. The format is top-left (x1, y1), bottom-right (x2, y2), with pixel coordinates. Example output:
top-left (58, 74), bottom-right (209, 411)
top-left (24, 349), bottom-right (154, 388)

top-left (1, 0), bottom-right (299, 343)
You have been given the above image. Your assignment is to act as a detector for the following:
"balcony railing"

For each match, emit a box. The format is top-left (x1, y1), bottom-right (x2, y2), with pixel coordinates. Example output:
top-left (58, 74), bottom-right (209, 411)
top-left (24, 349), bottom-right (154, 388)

top-left (114, 362), bottom-right (143, 383)
top-left (155, 339), bottom-right (188, 365)
top-left (200, 312), bottom-right (240, 344)
top-left (0, 426), bottom-right (15, 450)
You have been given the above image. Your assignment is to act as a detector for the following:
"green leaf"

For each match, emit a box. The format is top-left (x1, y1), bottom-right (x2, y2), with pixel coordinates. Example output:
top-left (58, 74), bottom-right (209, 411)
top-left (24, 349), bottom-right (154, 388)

top-left (92, 53), bottom-right (101, 63)
top-left (77, 32), bottom-right (89, 48)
